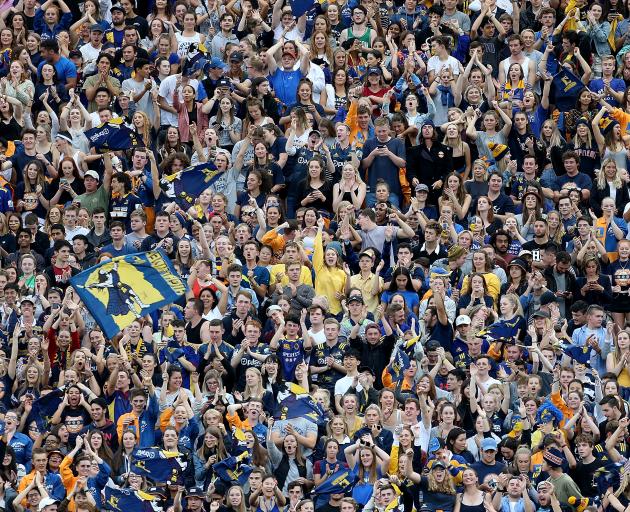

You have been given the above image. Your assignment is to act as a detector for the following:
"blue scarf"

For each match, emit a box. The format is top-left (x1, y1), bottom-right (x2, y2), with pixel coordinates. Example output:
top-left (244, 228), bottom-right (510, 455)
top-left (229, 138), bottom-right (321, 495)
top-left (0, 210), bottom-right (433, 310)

top-left (437, 85), bottom-right (454, 107)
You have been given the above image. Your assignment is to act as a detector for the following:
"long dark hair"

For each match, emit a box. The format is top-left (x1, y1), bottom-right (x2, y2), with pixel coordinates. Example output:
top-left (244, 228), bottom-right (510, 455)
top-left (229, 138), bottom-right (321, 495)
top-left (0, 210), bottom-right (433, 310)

top-left (387, 267), bottom-right (415, 292)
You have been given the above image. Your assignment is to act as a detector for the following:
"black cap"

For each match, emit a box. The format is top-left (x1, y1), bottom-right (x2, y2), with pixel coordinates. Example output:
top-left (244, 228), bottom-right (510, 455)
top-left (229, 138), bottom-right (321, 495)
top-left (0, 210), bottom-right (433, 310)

top-left (358, 365), bottom-right (375, 376)
top-left (90, 23), bottom-right (104, 32)
top-left (187, 487), bottom-right (205, 498)
top-left (69, 50), bottom-right (82, 59)
top-left (347, 295), bottom-right (364, 304)
top-left (216, 78), bottom-right (231, 88)
top-left (110, 4), bottom-right (124, 12)
top-left (532, 310), bottom-right (550, 319)
top-left (426, 340), bottom-right (441, 351)
top-left (229, 52), bottom-right (244, 63)
top-left (539, 290), bottom-right (557, 306)
top-left (367, 66), bottom-right (382, 75)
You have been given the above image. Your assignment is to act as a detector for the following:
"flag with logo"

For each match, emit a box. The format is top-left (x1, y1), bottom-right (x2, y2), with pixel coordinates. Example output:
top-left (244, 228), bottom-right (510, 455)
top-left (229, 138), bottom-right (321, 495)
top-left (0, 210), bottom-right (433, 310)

top-left (70, 250), bottom-right (187, 339)
top-left (212, 450), bottom-right (252, 486)
top-left (104, 486), bottom-right (160, 512)
top-left (274, 383), bottom-right (325, 425)
top-left (159, 161), bottom-right (221, 207)
top-left (130, 448), bottom-right (186, 484)
top-left (84, 118), bottom-right (141, 152)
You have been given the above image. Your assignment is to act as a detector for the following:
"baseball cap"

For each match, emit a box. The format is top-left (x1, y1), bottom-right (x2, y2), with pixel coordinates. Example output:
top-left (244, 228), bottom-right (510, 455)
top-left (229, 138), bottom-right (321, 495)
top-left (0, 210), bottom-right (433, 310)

top-left (358, 365), bottom-right (375, 376)
top-left (539, 290), bottom-right (557, 306)
top-left (518, 249), bottom-right (533, 258)
top-left (415, 183), bottom-right (429, 192)
top-left (206, 57), bottom-right (228, 71)
top-left (90, 24), bottom-right (104, 32)
top-left (309, 129), bottom-right (322, 138)
top-left (481, 438), bottom-right (498, 451)
top-left (69, 50), bottom-right (82, 59)
top-left (84, 170), bottom-right (100, 181)
top-left (455, 315), bottom-right (471, 327)
top-left (187, 487), bottom-right (205, 498)
top-left (532, 310), bottom-right (550, 319)
top-left (347, 295), bottom-right (364, 304)
top-left (230, 52), bottom-right (244, 63)
top-left (266, 304), bottom-right (282, 315)
top-left (20, 296), bottom-right (36, 306)
top-left (430, 460), bottom-right (447, 470)
top-left (216, 78), bottom-right (231, 88)
top-left (367, 66), bottom-right (382, 75)
top-left (39, 498), bottom-right (59, 512)
top-left (110, 5), bottom-right (124, 13)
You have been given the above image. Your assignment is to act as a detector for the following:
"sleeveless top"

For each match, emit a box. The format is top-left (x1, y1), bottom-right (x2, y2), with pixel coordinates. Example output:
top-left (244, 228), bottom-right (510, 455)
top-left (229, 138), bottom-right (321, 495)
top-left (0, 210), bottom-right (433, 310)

top-left (186, 318), bottom-right (208, 345)
top-left (348, 26), bottom-right (372, 48)
top-left (502, 56), bottom-right (532, 83)
top-left (460, 493), bottom-right (486, 512)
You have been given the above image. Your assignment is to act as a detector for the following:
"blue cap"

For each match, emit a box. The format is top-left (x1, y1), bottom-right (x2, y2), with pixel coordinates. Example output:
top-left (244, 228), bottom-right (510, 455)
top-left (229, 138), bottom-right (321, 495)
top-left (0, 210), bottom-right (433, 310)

top-left (367, 66), bottom-right (382, 75)
top-left (481, 438), bottom-right (498, 451)
top-left (206, 57), bottom-right (228, 71)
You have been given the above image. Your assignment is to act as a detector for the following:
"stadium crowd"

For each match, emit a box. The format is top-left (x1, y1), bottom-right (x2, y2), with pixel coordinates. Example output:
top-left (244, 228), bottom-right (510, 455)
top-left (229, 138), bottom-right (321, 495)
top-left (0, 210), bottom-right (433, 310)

top-left (2, 0), bottom-right (630, 511)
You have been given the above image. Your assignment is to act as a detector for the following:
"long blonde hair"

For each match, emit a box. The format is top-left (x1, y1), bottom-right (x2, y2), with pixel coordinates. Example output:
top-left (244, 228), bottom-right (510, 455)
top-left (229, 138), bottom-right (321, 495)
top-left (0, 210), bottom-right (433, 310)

top-left (243, 367), bottom-right (265, 400)
top-left (596, 158), bottom-right (623, 190)
top-left (427, 465), bottom-right (456, 494)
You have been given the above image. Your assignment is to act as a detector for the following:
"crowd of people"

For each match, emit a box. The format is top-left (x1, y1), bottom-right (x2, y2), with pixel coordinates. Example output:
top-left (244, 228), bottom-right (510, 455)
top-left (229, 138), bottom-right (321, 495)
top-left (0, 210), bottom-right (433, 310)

top-left (1, 0), bottom-right (630, 511)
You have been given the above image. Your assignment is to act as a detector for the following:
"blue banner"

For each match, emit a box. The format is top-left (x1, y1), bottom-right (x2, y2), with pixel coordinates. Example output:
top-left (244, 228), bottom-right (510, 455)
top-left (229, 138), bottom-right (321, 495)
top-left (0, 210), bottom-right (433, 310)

top-left (553, 67), bottom-right (584, 110)
top-left (131, 448), bottom-right (185, 484)
top-left (159, 161), bottom-right (220, 206)
top-left (104, 487), bottom-right (159, 512)
top-left (387, 348), bottom-right (411, 382)
top-left (290, 0), bottom-right (314, 17)
top-left (29, 387), bottom-right (65, 430)
top-left (84, 119), bottom-right (141, 152)
top-left (69, 250), bottom-right (187, 340)
top-left (275, 383), bottom-right (325, 425)
top-left (212, 450), bottom-right (252, 486)
top-left (313, 468), bottom-right (357, 495)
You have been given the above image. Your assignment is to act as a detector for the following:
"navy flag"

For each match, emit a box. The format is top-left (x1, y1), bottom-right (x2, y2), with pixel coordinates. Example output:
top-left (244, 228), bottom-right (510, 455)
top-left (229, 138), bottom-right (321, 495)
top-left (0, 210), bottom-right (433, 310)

top-left (552, 66), bottom-right (584, 110)
top-left (159, 161), bottom-right (220, 207)
top-left (212, 450), bottom-right (252, 486)
top-left (290, 0), bottom-right (314, 17)
top-left (104, 487), bottom-right (160, 512)
top-left (477, 318), bottom-right (520, 341)
top-left (274, 383), bottom-right (325, 425)
top-left (131, 448), bottom-right (186, 484)
top-left (313, 467), bottom-right (357, 496)
top-left (84, 118), bottom-right (140, 152)
top-left (562, 344), bottom-right (592, 365)
top-left (70, 250), bottom-right (187, 340)
top-left (28, 387), bottom-right (65, 430)
top-left (387, 348), bottom-right (411, 382)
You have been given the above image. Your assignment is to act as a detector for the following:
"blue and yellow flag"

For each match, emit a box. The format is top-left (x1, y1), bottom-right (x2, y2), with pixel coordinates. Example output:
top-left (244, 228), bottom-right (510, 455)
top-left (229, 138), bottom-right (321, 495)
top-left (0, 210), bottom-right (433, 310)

top-left (131, 448), bottom-right (185, 484)
top-left (212, 450), bottom-right (252, 486)
top-left (313, 467), bottom-right (357, 495)
top-left (84, 118), bottom-right (140, 152)
top-left (104, 486), bottom-right (159, 512)
top-left (28, 387), bottom-right (65, 430)
top-left (387, 348), bottom-right (411, 382)
top-left (553, 67), bottom-right (584, 111)
top-left (274, 383), bottom-right (325, 425)
top-left (159, 161), bottom-right (220, 207)
top-left (69, 250), bottom-right (187, 339)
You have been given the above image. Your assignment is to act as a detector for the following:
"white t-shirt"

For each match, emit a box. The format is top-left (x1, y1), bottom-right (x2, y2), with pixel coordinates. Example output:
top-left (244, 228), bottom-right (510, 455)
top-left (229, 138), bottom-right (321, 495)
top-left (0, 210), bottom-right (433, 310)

top-left (158, 74), bottom-right (200, 126)
top-left (427, 55), bottom-right (461, 78)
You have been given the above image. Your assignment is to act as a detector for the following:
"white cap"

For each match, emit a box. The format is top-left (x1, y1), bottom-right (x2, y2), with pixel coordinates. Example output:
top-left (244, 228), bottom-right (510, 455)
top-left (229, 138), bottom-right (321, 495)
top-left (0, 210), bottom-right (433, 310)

top-left (455, 315), bottom-right (471, 326)
top-left (39, 498), bottom-right (59, 512)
